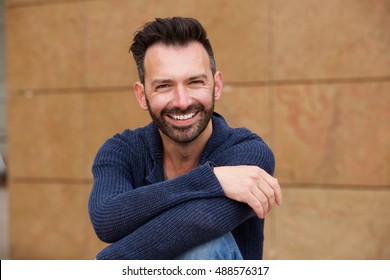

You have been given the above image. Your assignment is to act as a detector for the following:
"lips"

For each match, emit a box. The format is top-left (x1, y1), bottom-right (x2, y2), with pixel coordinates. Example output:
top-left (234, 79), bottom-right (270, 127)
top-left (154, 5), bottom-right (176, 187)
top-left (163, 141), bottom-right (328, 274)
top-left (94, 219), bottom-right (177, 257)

top-left (170, 112), bottom-right (196, 121)
top-left (164, 104), bottom-right (203, 122)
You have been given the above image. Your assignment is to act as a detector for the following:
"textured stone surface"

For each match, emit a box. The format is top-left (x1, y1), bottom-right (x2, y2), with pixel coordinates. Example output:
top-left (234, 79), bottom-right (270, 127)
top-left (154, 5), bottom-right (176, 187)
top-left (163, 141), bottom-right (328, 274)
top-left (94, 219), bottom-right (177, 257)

top-left (9, 183), bottom-right (95, 259)
top-left (8, 92), bottom-right (86, 179)
top-left (268, 187), bottom-right (390, 259)
top-left (273, 82), bottom-right (390, 186)
top-left (6, 3), bottom-right (84, 90)
top-left (271, 0), bottom-right (390, 80)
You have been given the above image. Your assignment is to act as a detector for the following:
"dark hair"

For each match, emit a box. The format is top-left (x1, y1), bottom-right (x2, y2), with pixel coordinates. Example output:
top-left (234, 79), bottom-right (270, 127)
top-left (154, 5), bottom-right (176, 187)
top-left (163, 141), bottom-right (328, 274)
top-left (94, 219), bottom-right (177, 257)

top-left (129, 17), bottom-right (216, 83)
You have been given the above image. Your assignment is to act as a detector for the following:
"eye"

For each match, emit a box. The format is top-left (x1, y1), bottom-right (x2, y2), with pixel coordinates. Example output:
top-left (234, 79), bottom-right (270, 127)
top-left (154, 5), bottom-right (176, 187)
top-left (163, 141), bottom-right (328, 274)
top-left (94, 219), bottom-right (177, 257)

top-left (155, 84), bottom-right (171, 92)
top-left (189, 80), bottom-right (205, 87)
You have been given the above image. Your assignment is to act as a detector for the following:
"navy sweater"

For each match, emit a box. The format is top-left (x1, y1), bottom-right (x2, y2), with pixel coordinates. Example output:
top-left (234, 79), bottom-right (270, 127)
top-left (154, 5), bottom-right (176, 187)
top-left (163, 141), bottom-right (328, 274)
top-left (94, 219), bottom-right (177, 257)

top-left (89, 113), bottom-right (275, 259)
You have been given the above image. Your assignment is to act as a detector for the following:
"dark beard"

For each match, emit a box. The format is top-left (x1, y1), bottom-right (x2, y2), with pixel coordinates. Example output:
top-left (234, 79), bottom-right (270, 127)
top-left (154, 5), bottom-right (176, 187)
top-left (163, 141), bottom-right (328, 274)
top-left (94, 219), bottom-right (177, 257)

top-left (146, 98), bottom-right (215, 144)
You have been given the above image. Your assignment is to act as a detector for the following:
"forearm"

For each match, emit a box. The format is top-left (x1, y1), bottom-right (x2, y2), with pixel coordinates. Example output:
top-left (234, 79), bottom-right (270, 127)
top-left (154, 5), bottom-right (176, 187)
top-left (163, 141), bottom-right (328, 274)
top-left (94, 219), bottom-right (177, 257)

top-left (96, 197), bottom-right (254, 260)
top-left (90, 132), bottom-right (277, 245)
top-left (89, 162), bottom-right (224, 243)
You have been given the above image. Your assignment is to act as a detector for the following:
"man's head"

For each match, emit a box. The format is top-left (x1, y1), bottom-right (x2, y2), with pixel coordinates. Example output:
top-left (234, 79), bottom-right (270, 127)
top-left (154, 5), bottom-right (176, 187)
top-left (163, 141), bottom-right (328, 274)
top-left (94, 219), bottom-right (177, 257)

top-left (130, 17), bottom-right (216, 84)
top-left (130, 17), bottom-right (223, 145)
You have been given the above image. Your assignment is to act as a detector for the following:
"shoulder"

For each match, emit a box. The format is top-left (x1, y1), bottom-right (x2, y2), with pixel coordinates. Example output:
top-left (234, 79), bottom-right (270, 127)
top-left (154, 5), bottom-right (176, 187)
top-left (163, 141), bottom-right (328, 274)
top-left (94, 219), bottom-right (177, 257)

top-left (94, 123), bottom-right (154, 162)
top-left (223, 127), bottom-right (273, 162)
top-left (209, 113), bottom-right (275, 174)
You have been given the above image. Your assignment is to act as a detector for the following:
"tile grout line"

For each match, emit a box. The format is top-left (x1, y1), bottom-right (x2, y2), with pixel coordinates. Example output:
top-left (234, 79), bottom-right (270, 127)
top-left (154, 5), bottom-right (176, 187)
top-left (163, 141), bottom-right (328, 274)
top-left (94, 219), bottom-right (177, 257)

top-left (8, 75), bottom-right (390, 96)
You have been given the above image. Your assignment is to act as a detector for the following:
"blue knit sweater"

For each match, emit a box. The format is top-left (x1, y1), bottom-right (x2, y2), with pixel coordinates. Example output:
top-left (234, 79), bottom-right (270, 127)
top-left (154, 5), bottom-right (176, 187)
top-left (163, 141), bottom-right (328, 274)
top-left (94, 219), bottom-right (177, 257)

top-left (89, 112), bottom-right (275, 259)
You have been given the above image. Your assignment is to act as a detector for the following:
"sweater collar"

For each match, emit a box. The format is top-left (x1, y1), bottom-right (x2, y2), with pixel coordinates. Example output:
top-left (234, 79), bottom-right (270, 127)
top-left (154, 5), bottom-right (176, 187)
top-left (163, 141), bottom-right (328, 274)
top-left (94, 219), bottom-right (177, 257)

top-left (200, 112), bottom-right (231, 163)
top-left (145, 112), bottom-right (231, 183)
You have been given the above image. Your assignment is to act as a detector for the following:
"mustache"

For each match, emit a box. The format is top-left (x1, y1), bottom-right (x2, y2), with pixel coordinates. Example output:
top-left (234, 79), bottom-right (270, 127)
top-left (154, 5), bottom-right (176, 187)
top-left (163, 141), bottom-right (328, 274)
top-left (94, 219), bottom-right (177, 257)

top-left (162, 104), bottom-right (204, 115)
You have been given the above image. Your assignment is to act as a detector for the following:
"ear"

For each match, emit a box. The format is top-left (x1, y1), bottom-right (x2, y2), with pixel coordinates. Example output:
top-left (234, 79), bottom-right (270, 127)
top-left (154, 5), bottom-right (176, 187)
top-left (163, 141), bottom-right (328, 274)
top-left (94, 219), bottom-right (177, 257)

top-left (134, 82), bottom-right (148, 110)
top-left (213, 71), bottom-right (223, 101)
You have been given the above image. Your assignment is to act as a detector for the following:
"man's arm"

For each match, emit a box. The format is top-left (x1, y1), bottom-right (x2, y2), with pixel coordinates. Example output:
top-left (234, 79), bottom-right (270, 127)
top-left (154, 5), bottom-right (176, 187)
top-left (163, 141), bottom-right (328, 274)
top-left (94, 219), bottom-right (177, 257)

top-left (208, 132), bottom-right (282, 218)
top-left (95, 164), bottom-right (282, 259)
top-left (90, 134), bottom-right (258, 243)
top-left (93, 136), bottom-right (281, 259)
top-left (214, 165), bottom-right (282, 218)
top-left (89, 153), bottom-right (225, 243)
top-left (96, 194), bottom-right (253, 259)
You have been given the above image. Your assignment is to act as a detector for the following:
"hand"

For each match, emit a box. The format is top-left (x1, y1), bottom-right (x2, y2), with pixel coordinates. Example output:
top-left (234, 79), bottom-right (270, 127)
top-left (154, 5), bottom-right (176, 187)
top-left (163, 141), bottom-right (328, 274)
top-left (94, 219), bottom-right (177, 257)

top-left (213, 166), bottom-right (282, 218)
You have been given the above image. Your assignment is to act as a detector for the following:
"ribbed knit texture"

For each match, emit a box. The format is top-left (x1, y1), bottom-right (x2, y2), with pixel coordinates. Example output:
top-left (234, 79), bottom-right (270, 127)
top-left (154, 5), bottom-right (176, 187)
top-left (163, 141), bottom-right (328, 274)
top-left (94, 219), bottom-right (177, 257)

top-left (88, 112), bottom-right (275, 259)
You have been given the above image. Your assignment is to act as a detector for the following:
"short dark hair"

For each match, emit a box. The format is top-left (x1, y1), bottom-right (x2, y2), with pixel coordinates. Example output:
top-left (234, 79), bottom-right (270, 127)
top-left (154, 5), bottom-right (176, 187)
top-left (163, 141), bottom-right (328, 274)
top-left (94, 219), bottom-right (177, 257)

top-left (129, 17), bottom-right (216, 83)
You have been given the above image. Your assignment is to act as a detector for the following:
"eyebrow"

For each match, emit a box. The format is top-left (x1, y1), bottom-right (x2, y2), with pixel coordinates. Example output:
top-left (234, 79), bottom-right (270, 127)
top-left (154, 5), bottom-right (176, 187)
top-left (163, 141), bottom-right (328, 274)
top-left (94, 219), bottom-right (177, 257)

top-left (151, 79), bottom-right (173, 88)
top-left (187, 74), bottom-right (208, 82)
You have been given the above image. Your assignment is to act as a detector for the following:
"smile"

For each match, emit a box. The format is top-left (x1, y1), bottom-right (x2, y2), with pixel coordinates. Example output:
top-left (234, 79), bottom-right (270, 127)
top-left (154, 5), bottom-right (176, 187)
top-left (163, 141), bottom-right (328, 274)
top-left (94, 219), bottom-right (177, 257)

top-left (170, 112), bottom-right (196, 121)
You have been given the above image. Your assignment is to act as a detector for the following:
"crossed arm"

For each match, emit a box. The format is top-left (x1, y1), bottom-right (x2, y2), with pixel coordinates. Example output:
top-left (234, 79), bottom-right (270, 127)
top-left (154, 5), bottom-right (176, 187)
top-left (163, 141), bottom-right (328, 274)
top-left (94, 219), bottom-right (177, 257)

top-left (89, 137), bottom-right (282, 259)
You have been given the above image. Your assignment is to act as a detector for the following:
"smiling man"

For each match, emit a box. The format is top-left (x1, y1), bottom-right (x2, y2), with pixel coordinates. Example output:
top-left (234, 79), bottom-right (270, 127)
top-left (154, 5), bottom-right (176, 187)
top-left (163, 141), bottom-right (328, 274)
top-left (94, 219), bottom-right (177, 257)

top-left (88, 17), bottom-right (282, 260)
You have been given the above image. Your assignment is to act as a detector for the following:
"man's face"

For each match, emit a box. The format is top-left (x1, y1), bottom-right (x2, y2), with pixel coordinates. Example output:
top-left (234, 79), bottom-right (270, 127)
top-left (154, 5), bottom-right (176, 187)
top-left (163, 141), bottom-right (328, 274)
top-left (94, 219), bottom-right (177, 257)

top-left (137, 42), bottom-right (222, 144)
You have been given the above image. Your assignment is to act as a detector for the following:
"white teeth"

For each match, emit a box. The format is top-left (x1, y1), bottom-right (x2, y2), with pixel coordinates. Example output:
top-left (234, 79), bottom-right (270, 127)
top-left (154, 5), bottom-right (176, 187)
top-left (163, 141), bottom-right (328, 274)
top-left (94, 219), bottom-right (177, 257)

top-left (172, 113), bottom-right (195, 120)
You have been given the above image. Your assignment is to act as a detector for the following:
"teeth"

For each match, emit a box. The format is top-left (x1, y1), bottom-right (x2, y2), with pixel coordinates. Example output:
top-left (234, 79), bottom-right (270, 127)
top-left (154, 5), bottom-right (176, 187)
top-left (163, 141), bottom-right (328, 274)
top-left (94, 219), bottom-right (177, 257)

top-left (172, 113), bottom-right (195, 120)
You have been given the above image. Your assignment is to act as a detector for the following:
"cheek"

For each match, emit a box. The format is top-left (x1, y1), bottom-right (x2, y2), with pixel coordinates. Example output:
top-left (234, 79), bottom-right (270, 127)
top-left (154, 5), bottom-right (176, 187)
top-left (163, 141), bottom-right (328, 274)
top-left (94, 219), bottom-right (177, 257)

top-left (147, 94), bottom-right (172, 111)
top-left (195, 90), bottom-right (215, 106)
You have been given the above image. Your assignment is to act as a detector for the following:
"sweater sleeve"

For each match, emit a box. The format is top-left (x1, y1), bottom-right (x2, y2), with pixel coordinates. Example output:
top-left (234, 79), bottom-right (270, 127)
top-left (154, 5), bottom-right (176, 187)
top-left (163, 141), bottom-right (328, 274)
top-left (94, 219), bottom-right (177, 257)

top-left (89, 139), bottom-right (225, 243)
top-left (96, 187), bottom-right (253, 259)
top-left (93, 134), bottom-right (275, 259)
top-left (212, 132), bottom-right (275, 176)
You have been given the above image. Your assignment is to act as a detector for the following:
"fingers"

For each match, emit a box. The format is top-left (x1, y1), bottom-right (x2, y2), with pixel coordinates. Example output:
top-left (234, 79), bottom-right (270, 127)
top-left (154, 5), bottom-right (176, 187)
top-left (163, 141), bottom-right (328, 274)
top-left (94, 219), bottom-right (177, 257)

top-left (248, 186), bottom-right (268, 218)
top-left (259, 169), bottom-right (283, 206)
top-left (214, 165), bottom-right (282, 219)
top-left (249, 168), bottom-right (282, 218)
top-left (246, 193), bottom-right (265, 219)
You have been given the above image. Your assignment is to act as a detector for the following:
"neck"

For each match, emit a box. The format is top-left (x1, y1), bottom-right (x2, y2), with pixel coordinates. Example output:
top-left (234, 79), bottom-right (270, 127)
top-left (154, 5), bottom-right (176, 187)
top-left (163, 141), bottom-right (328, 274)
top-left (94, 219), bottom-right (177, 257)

top-left (162, 122), bottom-right (212, 179)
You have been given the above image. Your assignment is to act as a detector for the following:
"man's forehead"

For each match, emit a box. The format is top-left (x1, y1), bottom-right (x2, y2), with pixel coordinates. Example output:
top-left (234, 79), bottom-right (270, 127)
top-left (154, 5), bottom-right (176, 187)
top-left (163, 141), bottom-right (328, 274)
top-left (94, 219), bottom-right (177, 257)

top-left (143, 42), bottom-right (212, 80)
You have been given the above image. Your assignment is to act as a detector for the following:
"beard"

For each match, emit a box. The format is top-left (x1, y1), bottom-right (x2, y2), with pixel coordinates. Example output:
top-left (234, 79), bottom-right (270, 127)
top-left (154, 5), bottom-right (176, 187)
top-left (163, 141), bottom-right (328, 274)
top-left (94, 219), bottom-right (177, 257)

top-left (146, 95), bottom-right (215, 144)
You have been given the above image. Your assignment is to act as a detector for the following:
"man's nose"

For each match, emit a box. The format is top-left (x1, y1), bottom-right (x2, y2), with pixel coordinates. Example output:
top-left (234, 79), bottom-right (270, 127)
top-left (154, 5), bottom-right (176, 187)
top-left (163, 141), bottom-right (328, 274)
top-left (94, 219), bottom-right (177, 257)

top-left (172, 85), bottom-right (191, 110)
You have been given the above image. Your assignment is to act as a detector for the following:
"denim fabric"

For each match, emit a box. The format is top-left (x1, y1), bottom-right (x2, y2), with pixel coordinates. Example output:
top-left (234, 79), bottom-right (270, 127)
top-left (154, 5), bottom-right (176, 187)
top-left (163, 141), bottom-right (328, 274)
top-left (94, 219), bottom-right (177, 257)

top-left (175, 232), bottom-right (243, 260)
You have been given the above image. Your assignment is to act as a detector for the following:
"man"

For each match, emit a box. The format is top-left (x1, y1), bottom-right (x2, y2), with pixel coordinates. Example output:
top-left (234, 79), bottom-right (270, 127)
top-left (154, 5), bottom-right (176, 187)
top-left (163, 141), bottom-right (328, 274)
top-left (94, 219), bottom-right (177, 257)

top-left (89, 17), bottom-right (282, 260)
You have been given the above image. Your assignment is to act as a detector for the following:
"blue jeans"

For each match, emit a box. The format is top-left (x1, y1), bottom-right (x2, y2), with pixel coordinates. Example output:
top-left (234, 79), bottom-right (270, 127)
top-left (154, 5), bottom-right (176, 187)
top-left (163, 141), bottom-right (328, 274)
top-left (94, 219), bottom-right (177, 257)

top-left (175, 232), bottom-right (243, 260)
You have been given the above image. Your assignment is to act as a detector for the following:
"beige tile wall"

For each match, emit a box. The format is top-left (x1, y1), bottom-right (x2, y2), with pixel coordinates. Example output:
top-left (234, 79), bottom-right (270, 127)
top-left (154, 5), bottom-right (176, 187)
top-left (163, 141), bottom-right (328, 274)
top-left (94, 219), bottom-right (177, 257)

top-left (9, 183), bottom-right (105, 259)
top-left (270, 0), bottom-right (390, 80)
top-left (6, 0), bottom-right (390, 259)
top-left (267, 187), bottom-right (390, 259)
top-left (273, 82), bottom-right (390, 186)
top-left (8, 92), bottom-right (86, 179)
top-left (6, 3), bottom-right (84, 90)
